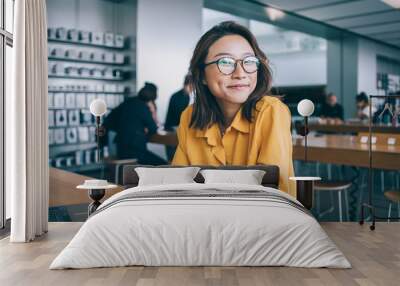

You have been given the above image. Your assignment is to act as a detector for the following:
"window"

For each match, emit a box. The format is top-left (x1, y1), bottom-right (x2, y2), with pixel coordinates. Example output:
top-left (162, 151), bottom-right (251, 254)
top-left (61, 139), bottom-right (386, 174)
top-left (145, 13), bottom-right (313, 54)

top-left (1, 0), bottom-right (14, 230)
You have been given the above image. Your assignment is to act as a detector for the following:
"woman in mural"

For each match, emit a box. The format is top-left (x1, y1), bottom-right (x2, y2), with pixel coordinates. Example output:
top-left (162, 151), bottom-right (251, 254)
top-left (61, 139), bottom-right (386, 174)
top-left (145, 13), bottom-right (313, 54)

top-left (172, 21), bottom-right (295, 196)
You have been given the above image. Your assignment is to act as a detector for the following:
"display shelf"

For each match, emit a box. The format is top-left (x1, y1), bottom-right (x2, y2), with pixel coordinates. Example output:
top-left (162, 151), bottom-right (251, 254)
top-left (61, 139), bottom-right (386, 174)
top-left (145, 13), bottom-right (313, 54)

top-left (49, 124), bottom-right (96, 129)
top-left (48, 107), bottom-right (115, 110)
top-left (49, 90), bottom-right (130, 94)
top-left (48, 37), bottom-right (126, 50)
top-left (50, 142), bottom-right (96, 157)
top-left (48, 56), bottom-right (126, 66)
top-left (48, 29), bottom-right (133, 174)
top-left (49, 74), bottom-right (126, 81)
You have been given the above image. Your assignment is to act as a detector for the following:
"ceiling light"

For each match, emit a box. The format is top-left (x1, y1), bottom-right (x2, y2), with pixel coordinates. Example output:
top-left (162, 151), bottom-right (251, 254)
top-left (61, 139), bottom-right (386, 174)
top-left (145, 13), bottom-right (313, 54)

top-left (381, 0), bottom-right (400, 9)
top-left (265, 7), bottom-right (285, 21)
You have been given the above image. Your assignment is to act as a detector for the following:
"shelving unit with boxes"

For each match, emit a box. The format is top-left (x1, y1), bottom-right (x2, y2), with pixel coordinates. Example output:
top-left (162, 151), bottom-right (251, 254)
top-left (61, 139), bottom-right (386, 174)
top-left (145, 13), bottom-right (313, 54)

top-left (47, 27), bottom-right (135, 174)
top-left (375, 56), bottom-right (400, 125)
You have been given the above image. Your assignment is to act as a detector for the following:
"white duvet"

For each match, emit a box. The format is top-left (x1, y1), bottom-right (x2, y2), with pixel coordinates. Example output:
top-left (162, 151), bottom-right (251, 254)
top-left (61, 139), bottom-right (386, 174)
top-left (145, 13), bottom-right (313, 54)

top-left (50, 183), bottom-right (351, 269)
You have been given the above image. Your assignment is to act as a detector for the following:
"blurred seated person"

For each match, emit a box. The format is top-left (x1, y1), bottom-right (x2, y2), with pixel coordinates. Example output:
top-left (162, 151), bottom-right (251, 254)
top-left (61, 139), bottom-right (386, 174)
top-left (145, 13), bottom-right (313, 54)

top-left (319, 92), bottom-right (343, 123)
top-left (102, 82), bottom-right (167, 165)
top-left (372, 91), bottom-right (398, 124)
top-left (164, 74), bottom-right (194, 161)
top-left (356, 92), bottom-right (376, 121)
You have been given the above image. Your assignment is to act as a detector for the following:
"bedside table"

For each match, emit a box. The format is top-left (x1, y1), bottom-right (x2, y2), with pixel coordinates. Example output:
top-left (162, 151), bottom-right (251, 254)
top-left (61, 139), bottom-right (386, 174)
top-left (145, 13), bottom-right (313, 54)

top-left (77, 183), bottom-right (118, 216)
top-left (289, 177), bottom-right (321, 210)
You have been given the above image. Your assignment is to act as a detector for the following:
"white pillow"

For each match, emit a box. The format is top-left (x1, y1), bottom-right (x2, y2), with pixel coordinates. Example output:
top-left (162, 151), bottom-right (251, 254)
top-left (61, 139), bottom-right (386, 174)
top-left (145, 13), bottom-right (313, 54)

top-left (200, 169), bottom-right (266, 185)
top-left (135, 167), bottom-right (200, 186)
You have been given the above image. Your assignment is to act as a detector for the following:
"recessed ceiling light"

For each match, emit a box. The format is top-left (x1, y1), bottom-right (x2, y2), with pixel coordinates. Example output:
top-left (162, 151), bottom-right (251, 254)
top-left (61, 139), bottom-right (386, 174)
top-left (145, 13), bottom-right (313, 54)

top-left (265, 7), bottom-right (285, 21)
top-left (381, 0), bottom-right (400, 9)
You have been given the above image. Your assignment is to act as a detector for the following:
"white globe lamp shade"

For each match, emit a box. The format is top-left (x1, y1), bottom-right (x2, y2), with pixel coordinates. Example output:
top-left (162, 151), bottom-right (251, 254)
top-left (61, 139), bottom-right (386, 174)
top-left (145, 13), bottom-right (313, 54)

top-left (297, 99), bottom-right (315, 117)
top-left (90, 99), bottom-right (107, 117)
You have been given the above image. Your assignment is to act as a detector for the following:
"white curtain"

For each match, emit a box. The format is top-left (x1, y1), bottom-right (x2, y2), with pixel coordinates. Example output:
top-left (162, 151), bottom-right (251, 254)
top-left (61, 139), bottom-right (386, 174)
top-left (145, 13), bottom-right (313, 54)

top-left (8, 0), bottom-right (49, 242)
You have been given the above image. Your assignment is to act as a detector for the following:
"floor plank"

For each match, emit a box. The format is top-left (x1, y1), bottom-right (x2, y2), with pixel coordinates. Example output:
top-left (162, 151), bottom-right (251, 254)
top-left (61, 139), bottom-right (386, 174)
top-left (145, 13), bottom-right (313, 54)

top-left (0, 222), bottom-right (399, 286)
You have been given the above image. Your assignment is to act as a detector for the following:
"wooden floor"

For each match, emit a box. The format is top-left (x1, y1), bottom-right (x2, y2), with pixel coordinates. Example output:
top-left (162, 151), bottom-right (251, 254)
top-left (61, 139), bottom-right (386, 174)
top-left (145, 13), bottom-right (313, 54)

top-left (0, 222), bottom-right (399, 286)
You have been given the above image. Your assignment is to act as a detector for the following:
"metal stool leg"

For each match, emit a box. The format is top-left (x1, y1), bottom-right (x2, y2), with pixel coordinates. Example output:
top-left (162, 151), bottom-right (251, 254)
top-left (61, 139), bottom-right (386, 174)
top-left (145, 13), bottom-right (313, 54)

top-left (388, 203), bottom-right (392, 222)
top-left (338, 191), bottom-right (343, 222)
top-left (398, 202), bottom-right (400, 220)
top-left (344, 189), bottom-right (349, 221)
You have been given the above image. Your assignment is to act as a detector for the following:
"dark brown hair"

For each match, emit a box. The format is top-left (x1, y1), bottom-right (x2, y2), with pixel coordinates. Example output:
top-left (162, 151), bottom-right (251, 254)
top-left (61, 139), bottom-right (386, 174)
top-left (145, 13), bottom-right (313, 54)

top-left (138, 82), bottom-right (157, 102)
top-left (189, 21), bottom-right (273, 129)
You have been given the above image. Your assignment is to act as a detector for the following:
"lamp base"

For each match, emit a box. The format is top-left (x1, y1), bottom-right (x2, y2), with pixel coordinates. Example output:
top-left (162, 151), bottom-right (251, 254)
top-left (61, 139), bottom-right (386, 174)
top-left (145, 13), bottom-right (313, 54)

top-left (290, 177), bottom-right (321, 210)
top-left (296, 180), bottom-right (314, 210)
top-left (88, 189), bottom-right (105, 216)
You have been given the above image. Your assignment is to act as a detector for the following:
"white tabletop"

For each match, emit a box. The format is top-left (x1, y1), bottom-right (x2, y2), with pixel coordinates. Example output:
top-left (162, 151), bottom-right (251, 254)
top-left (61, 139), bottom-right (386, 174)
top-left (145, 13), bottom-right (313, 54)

top-left (76, 184), bottom-right (118, 190)
top-left (289, 176), bottom-right (321, 181)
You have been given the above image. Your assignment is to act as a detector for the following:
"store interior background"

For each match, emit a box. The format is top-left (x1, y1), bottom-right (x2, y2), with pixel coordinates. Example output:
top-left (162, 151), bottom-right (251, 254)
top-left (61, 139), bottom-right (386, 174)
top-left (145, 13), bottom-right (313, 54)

top-left (11, 0), bottom-right (400, 222)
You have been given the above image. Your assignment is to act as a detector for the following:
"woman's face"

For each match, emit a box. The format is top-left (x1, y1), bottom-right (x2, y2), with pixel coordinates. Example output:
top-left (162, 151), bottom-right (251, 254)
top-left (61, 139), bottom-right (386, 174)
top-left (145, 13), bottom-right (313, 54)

top-left (203, 35), bottom-right (258, 107)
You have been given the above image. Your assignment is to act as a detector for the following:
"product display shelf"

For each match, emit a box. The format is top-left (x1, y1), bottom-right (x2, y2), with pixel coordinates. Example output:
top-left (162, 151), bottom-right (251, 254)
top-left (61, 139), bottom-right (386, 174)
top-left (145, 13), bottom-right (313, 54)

top-left (48, 37), bottom-right (126, 50)
top-left (48, 56), bottom-right (126, 66)
top-left (50, 142), bottom-right (97, 157)
top-left (48, 31), bottom-right (133, 175)
top-left (49, 90), bottom-right (132, 94)
top-left (48, 74), bottom-right (126, 81)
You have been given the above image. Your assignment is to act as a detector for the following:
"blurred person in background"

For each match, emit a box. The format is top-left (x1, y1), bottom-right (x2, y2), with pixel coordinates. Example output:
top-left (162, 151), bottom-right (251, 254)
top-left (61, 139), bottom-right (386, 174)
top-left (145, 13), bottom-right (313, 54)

top-left (356, 92), bottom-right (376, 120)
top-left (102, 82), bottom-right (167, 165)
top-left (320, 92), bottom-right (344, 123)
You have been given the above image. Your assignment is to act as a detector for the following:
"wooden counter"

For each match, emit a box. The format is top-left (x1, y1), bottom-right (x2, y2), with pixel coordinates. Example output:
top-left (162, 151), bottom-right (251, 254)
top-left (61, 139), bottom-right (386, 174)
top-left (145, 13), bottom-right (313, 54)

top-left (148, 131), bottom-right (400, 170)
top-left (49, 167), bottom-right (123, 207)
top-left (308, 121), bottom-right (400, 134)
top-left (293, 134), bottom-right (400, 170)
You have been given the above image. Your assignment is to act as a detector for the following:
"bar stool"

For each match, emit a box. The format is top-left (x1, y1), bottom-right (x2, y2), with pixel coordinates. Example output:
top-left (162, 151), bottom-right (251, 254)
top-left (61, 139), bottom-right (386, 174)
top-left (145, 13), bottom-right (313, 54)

top-left (384, 191), bottom-right (400, 221)
top-left (314, 163), bottom-right (352, 222)
top-left (384, 172), bottom-right (400, 221)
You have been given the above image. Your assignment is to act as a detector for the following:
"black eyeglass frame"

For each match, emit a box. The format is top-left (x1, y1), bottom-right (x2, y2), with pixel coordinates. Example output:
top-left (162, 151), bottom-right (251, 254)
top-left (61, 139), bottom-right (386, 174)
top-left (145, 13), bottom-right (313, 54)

top-left (203, 56), bottom-right (260, 75)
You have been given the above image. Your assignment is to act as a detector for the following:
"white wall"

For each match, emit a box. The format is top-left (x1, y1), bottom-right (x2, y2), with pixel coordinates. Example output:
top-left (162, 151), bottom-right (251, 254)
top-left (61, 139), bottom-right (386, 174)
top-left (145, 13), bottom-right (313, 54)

top-left (358, 38), bottom-right (400, 96)
top-left (136, 0), bottom-right (203, 125)
top-left (48, 0), bottom-right (120, 31)
top-left (202, 7), bottom-right (249, 33)
top-left (136, 0), bottom-right (202, 159)
top-left (269, 51), bottom-right (326, 87)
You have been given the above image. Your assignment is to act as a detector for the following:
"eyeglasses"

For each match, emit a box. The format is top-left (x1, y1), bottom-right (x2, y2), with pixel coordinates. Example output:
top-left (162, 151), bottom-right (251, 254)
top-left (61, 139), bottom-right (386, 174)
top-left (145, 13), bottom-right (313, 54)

top-left (204, 56), bottom-right (260, 75)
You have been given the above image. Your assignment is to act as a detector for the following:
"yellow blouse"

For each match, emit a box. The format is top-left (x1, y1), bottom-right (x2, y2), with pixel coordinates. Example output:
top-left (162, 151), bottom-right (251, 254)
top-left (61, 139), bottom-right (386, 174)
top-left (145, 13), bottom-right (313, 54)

top-left (172, 96), bottom-right (296, 197)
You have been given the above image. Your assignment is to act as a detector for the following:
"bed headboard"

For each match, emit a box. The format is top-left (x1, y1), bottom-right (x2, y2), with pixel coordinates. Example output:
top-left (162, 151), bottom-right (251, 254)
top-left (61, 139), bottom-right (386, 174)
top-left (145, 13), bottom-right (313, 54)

top-left (122, 165), bottom-right (280, 189)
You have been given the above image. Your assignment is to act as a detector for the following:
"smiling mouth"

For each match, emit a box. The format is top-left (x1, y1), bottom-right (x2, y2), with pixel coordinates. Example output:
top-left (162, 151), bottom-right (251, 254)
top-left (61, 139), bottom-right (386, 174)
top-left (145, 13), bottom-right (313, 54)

top-left (227, 84), bottom-right (250, 89)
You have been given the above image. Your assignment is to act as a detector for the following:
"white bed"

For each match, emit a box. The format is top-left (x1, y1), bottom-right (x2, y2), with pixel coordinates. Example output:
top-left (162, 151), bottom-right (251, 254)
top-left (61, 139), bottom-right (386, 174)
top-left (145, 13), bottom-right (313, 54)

top-left (50, 183), bottom-right (351, 269)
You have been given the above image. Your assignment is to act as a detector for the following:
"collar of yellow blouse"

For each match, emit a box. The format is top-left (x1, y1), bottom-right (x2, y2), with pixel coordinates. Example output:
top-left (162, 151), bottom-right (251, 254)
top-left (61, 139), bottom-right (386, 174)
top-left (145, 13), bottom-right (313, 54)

top-left (194, 107), bottom-right (250, 147)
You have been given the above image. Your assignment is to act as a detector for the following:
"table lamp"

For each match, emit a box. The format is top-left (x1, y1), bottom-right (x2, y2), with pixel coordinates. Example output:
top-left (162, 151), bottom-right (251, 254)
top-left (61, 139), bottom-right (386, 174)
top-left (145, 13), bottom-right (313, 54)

top-left (89, 99), bottom-right (107, 163)
top-left (290, 99), bottom-right (320, 210)
top-left (77, 99), bottom-right (112, 216)
top-left (297, 99), bottom-right (315, 162)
